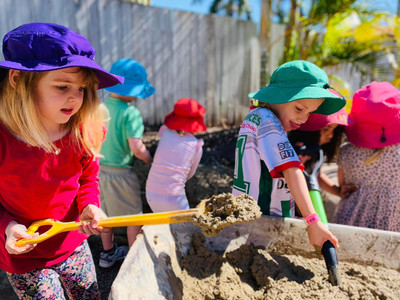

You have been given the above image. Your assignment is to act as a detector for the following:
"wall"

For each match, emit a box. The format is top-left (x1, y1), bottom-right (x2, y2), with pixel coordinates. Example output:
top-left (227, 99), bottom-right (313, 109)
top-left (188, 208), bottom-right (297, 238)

top-left (0, 0), bottom-right (260, 127)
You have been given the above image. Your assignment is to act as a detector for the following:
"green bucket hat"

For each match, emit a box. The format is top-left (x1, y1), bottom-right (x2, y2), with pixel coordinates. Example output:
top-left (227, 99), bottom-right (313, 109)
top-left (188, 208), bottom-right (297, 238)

top-left (248, 60), bottom-right (346, 115)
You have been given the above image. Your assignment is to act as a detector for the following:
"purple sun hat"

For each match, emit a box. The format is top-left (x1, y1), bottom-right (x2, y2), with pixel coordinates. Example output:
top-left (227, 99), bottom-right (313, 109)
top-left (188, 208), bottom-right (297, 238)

top-left (0, 22), bottom-right (123, 89)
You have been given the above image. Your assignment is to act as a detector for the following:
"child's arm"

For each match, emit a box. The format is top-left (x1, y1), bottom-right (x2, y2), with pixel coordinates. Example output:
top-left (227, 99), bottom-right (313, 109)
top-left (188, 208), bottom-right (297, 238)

top-left (283, 167), bottom-right (339, 248)
top-left (129, 138), bottom-right (151, 164)
top-left (187, 139), bottom-right (204, 180)
top-left (337, 166), bottom-right (357, 199)
top-left (318, 172), bottom-right (340, 197)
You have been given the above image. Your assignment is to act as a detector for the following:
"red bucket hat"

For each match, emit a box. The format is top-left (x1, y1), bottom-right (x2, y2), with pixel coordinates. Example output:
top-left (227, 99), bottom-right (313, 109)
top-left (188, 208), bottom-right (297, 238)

top-left (164, 98), bottom-right (207, 133)
top-left (299, 108), bottom-right (348, 131)
top-left (345, 81), bottom-right (400, 149)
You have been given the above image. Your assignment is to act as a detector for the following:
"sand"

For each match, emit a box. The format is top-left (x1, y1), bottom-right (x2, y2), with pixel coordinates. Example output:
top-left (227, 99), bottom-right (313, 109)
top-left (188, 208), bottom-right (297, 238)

top-left (179, 233), bottom-right (400, 300)
top-left (193, 193), bottom-right (262, 237)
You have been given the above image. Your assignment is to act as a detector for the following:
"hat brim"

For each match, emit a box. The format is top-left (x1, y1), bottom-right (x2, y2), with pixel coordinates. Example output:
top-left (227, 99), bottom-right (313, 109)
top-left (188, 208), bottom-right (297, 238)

top-left (105, 78), bottom-right (155, 99)
top-left (0, 55), bottom-right (123, 90)
top-left (249, 85), bottom-right (346, 115)
top-left (345, 118), bottom-right (400, 149)
top-left (164, 112), bottom-right (207, 133)
top-left (299, 108), bottom-right (348, 131)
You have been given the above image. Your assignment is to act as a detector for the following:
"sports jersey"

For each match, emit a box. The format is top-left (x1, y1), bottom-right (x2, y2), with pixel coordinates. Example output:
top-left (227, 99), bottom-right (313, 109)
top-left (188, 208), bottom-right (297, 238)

top-left (232, 107), bottom-right (302, 216)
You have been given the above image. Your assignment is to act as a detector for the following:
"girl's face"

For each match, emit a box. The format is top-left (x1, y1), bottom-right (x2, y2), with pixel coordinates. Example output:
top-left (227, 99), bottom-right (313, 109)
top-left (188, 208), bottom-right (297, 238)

top-left (35, 67), bottom-right (86, 134)
top-left (319, 124), bottom-right (338, 145)
top-left (270, 98), bottom-right (324, 132)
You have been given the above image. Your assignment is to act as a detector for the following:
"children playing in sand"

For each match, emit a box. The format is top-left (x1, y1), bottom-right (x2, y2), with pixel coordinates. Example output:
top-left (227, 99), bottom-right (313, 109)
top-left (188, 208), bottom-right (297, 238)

top-left (232, 60), bottom-right (346, 248)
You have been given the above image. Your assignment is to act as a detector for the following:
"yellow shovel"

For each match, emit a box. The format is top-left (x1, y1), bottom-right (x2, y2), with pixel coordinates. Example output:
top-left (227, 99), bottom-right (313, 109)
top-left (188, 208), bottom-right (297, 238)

top-left (16, 194), bottom-right (261, 247)
top-left (16, 201), bottom-right (207, 247)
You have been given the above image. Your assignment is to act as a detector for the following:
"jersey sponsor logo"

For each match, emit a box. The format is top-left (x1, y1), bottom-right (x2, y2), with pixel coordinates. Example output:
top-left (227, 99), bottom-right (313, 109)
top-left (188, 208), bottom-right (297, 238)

top-left (276, 178), bottom-right (290, 193)
top-left (244, 113), bottom-right (261, 126)
top-left (277, 142), bottom-right (295, 159)
top-left (240, 122), bottom-right (257, 131)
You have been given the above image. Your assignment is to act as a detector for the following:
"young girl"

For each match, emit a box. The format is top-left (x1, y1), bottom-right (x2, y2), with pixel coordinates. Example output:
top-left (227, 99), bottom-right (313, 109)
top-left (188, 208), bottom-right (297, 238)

top-left (0, 22), bottom-right (122, 299)
top-left (288, 108), bottom-right (355, 198)
top-left (146, 98), bottom-right (206, 212)
top-left (232, 60), bottom-right (346, 248)
top-left (332, 81), bottom-right (400, 232)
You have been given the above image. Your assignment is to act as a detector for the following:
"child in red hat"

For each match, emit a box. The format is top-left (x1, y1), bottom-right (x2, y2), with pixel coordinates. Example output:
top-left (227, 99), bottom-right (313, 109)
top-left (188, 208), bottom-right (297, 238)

top-left (146, 98), bottom-right (206, 212)
top-left (332, 81), bottom-right (400, 232)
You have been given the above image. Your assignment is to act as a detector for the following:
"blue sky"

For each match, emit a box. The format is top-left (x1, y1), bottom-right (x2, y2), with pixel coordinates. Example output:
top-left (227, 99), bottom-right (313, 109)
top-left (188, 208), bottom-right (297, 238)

top-left (151, 0), bottom-right (260, 24)
top-left (151, 0), bottom-right (398, 25)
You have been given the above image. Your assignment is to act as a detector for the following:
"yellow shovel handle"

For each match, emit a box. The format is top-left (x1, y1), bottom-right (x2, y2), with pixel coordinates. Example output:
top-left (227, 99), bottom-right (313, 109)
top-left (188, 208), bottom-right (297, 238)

top-left (16, 208), bottom-right (199, 247)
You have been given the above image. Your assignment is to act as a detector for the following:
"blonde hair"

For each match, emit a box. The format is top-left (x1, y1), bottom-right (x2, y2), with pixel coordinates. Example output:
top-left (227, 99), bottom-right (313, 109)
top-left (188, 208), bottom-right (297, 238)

top-left (254, 100), bottom-right (270, 109)
top-left (364, 148), bottom-right (384, 165)
top-left (0, 68), bottom-right (104, 157)
top-left (86, 103), bottom-right (110, 154)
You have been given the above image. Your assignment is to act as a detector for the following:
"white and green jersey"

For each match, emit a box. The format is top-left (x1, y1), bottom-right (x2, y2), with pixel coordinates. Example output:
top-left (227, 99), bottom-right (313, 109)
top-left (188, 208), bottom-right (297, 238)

top-left (232, 107), bottom-right (302, 217)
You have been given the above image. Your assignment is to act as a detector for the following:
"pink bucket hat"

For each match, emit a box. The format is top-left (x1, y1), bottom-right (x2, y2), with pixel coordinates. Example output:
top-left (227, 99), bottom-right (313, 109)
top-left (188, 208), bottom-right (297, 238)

top-left (345, 81), bottom-right (400, 149)
top-left (164, 98), bottom-right (207, 133)
top-left (299, 107), bottom-right (348, 131)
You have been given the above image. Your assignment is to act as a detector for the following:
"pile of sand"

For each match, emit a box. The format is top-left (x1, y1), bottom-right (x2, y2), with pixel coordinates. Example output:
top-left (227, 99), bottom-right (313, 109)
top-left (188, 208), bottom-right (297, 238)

top-left (179, 233), bottom-right (400, 300)
top-left (193, 193), bottom-right (262, 237)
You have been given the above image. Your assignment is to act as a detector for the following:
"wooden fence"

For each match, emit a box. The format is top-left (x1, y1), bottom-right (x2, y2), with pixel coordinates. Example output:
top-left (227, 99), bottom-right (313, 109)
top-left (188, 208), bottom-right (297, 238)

top-left (0, 0), bottom-right (260, 127)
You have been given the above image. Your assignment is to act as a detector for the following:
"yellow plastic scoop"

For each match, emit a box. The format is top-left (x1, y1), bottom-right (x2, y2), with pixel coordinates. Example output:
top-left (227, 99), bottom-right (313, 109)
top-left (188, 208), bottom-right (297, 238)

top-left (16, 193), bottom-right (261, 247)
top-left (16, 202), bottom-right (206, 247)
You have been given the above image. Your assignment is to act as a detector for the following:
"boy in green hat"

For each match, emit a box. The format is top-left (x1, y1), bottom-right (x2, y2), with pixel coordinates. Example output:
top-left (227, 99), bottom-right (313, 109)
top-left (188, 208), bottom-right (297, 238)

top-left (232, 60), bottom-right (346, 248)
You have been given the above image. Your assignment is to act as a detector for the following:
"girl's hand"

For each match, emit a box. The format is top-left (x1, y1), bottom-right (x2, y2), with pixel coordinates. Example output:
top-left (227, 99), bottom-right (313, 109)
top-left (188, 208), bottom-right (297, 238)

top-left (339, 184), bottom-right (358, 199)
top-left (307, 221), bottom-right (339, 249)
top-left (79, 204), bottom-right (111, 235)
top-left (298, 154), bottom-right (311, 165)
top-left (5, 221), bottom-right (38, 255)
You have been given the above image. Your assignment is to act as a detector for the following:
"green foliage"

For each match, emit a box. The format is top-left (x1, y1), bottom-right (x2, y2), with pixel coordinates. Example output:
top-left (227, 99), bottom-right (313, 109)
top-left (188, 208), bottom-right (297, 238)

top-left (278, 0), bottom-right (399, 88)
top-left (207, 0), bottom-right (252, 20)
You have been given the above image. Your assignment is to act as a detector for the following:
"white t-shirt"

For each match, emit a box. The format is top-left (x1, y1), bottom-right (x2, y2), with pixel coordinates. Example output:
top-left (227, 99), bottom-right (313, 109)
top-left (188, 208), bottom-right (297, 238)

top-left (146, 126), bottom-right (203, 212)
top-left (232, 107), bottom-right (301, 216)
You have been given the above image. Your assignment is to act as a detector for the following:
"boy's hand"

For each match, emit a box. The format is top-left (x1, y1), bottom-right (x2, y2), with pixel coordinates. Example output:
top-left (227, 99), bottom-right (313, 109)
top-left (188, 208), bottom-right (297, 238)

top-left (142, 149), bottom-right (152, 164)
top-left (307, 221), bottom-right (339, 249)
top-left (79, 204), bottom-right (111, 235)
top-left (5, 221), bottom-right (38, 255)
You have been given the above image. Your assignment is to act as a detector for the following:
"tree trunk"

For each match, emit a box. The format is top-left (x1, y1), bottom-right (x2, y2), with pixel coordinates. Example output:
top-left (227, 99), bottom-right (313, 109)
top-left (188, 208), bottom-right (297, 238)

top-left (260, 0), bottom-right (272, 86)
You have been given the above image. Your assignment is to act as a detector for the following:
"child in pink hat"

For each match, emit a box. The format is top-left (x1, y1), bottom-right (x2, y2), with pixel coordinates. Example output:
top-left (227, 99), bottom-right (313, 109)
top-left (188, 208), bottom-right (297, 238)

top-left (332, 81), bottom-right (400, 232)
top-left (288, 108), bottom-right (356, 199)
top-left (146, 98), bottom-right (206, 212)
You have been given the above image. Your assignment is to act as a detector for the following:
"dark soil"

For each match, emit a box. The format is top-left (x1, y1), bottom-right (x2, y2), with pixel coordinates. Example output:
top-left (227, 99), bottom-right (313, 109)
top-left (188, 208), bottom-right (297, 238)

top-left (0, 127), bottom-right (239, 300)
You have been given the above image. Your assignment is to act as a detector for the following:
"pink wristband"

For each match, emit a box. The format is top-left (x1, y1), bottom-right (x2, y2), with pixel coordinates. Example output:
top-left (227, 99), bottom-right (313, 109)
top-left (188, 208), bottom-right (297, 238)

top-left (304, 213), bottom-right (320, 226)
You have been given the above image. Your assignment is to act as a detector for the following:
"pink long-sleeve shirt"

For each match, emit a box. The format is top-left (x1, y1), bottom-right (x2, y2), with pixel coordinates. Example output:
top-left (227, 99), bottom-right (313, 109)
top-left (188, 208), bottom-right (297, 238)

top-left (146, 126), bottom-right (203, 200)
top-left (0, 123), bottom-right (100, 273)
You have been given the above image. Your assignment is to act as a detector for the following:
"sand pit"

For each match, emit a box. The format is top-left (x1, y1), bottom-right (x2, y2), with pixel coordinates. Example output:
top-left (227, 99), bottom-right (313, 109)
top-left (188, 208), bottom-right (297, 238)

top-left (179, 232), bottom-right (400, 300)
top-left (193, 193), bottom-right (262, 236)
top-left (110, 214), bottom-right (400, 300)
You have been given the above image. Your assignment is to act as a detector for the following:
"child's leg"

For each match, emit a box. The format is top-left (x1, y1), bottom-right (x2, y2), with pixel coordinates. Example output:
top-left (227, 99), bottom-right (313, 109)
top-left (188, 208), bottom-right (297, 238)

top-left (101, 230), bottom-right (114, 251)
top-left (6, 241), bottom-right (99, 299)
top-left (7, 268), bottom-right (67, 299)
top-left (58, 240), bottom-right (100, 299)
top-left (127, 225), bottom-right (142, 247)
